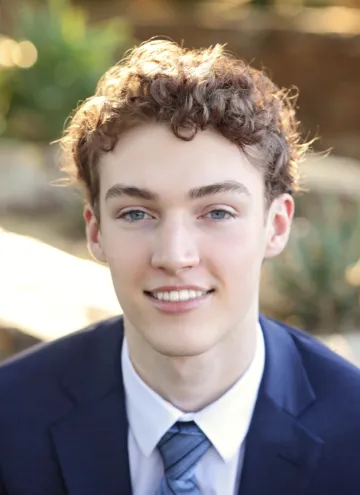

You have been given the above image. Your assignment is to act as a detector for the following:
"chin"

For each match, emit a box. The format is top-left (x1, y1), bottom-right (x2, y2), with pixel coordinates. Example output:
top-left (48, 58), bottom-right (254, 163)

top-left (148, 331), bottom-right (218, 358)
top-left (155, 345), bottom-right (208, 359)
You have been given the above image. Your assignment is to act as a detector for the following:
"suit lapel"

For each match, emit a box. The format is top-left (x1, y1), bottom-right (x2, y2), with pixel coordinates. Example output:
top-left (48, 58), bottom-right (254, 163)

top-left (50, 317), bottom-right (132, 495)
top-left (239, 393), bottom-right (323, 495)
top-left (239, 317), bottom-right (324, 495)
top-left (51, 389), bottom-right (132, 495)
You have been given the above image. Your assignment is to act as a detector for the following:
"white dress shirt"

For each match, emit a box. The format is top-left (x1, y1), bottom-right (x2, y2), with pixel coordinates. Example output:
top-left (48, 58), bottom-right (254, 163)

top-left (121, 323), bottom-right (265, 495)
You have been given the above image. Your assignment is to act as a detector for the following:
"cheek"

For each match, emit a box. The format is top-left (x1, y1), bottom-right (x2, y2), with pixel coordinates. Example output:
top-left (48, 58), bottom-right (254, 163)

top-left (209, 219), bottom-right (265, 257)
top-left (206, 223), bottom-right (265, 282)
top-left (102, 231), bottom-right (149, 281)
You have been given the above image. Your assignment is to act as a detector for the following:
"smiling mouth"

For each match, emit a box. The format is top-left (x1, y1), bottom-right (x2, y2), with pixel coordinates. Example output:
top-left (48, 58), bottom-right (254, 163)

top-left (144, 289), bottom-right (215, 302)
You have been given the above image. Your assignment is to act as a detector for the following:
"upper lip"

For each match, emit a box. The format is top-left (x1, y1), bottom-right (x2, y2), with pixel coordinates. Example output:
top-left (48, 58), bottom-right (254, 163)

top-left (146, 285), bottom-right (212, 293)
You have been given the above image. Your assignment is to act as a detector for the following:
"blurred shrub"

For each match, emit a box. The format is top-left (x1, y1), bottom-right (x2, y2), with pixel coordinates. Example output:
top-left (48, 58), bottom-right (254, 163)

top-left (0, 0), bottom-right (131, 143)
top-left (263, 193), bottom-right (360, 334)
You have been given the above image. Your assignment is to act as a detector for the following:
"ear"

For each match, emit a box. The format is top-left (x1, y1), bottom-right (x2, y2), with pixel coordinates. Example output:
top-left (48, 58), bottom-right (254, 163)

top-left (264, 194), bottom-right (294, 259)
top-left (84, 205), bottom-right (107, 263)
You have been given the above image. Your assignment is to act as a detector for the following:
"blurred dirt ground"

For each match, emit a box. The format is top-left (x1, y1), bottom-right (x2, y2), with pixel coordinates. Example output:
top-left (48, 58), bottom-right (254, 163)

top-left (0, 214), bottom-right (120, 361)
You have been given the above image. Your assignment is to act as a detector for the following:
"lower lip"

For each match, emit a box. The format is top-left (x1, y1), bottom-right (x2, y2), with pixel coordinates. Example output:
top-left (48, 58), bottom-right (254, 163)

top-left (145, 291), bottom-right (213, 314)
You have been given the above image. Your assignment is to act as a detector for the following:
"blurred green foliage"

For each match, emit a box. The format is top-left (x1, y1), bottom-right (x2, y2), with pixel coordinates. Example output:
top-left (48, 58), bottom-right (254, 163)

top-left (0, 0), bottom-right (131, 143)
top-left (264, 194), bottom-right (360, 334)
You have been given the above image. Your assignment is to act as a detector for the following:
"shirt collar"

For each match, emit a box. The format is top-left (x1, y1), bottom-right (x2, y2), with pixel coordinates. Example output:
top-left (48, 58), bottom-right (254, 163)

top-left (122, 323), bottom-right (265, 462)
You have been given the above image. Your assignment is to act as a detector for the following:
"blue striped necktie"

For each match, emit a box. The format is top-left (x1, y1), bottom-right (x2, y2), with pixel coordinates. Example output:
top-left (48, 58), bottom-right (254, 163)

top-left (156, 421), bottom-right (211, 494)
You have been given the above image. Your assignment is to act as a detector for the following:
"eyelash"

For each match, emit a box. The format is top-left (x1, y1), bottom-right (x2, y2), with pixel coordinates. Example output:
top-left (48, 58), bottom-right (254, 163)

top-left (117, 208), bottom-right (236, 223)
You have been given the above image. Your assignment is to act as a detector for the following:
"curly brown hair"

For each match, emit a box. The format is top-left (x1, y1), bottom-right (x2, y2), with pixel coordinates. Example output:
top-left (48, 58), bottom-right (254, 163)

top-left (60, 39), bottom-right (309, 220)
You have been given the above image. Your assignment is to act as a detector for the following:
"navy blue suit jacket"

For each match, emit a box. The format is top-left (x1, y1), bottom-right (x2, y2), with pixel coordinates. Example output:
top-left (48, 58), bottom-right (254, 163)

top-left (1, 315), bottom-right (360, 494)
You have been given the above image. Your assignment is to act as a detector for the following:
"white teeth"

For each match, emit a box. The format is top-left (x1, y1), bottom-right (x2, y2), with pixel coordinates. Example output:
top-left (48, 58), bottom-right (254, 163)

top-left (179, 289), bottom-right (189, 300)
top-left (151, 289), bottom-right (210, 302)
top-left (170, 291), bottom-right (179, 302)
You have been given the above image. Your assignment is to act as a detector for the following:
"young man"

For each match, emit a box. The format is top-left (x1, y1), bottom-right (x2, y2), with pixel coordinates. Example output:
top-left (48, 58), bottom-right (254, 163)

top-left (1, 40), bottom-right (360, 495)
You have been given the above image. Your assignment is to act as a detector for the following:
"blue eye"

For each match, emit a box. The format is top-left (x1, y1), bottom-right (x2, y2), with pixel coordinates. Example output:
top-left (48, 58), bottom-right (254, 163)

top-left (118, 210), bottom-right (152, 222)
top-left (206, 209), bottom-right (235, 220)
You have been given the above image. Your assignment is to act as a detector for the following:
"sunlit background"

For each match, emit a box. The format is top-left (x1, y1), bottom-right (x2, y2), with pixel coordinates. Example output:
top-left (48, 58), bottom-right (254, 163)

top-left (1, 0), bottom-right (360, 364)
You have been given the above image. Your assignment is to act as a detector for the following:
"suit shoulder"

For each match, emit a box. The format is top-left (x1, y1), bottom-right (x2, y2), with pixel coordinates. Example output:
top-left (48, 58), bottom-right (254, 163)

top-left (277, 319), bottom-right (360, 395)
top-left (0, 315), bottom-right (123, 393)
top-left (266, 319), bottom-right (360, 459)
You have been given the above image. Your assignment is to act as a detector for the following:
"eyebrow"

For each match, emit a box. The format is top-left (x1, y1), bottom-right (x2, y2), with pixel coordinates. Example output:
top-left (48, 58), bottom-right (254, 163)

top-left (105, 180), bottom-right (250, 202)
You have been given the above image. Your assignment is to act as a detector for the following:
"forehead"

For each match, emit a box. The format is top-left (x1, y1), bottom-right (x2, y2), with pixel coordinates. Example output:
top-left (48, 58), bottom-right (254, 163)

top-left (98, 124), bottom-right (263, 197)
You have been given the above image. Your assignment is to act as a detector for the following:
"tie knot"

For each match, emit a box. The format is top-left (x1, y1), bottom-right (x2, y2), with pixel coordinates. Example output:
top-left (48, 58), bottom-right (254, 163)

top-left (157, 421), bottom-right (211, 481)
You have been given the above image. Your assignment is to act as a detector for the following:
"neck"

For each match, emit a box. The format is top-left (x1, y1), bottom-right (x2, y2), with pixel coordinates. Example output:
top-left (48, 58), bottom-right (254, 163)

top-left (125, 315), bottom-right (258, 412)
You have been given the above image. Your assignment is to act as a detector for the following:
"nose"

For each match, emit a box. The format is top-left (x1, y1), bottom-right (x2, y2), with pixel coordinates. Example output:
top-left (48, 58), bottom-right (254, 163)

top-left (150, 217), bottom-right (200, 274)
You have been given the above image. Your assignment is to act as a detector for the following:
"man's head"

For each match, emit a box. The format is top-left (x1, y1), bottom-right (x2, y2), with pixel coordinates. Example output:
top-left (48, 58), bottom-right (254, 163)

top-left (60, 40), bottom-right (307, 360)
